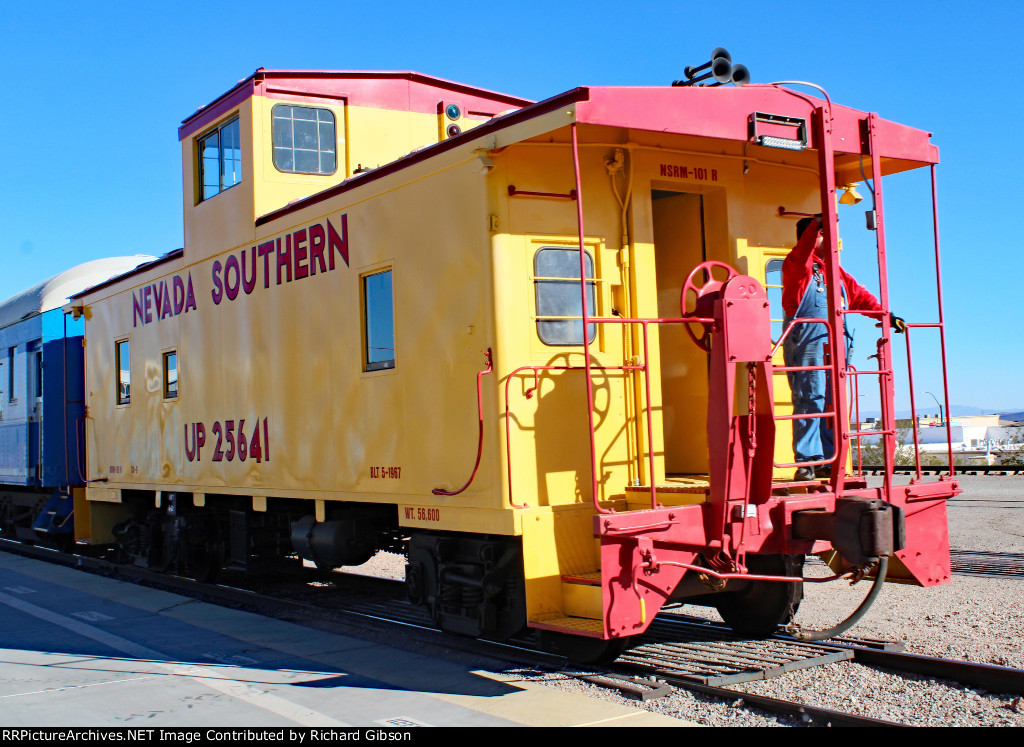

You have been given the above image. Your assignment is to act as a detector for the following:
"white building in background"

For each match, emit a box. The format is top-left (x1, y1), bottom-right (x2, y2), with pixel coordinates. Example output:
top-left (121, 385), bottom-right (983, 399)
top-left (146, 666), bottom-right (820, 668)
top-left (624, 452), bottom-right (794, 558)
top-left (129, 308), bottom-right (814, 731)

top-left (855, 414), bottom-right (1023, 466)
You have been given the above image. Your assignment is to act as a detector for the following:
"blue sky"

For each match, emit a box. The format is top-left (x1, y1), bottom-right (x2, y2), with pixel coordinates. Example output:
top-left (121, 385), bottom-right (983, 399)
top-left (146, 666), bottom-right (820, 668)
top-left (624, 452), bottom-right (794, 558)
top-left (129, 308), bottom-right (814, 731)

top-left (1, 1), bottom-right (1020, 411)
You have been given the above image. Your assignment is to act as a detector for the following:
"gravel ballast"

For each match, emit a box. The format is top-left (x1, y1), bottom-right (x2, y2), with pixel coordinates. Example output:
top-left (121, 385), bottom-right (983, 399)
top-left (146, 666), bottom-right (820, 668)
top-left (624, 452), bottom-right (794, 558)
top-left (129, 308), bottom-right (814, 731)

top-left (349, 474), bottom-right (1024, 726)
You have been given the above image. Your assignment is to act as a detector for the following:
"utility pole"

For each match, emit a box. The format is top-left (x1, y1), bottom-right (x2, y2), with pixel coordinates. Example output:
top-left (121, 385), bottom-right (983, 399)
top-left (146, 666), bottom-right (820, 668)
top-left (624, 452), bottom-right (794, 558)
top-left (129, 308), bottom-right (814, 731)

top-left (925, 391), bottom-right (944, 425)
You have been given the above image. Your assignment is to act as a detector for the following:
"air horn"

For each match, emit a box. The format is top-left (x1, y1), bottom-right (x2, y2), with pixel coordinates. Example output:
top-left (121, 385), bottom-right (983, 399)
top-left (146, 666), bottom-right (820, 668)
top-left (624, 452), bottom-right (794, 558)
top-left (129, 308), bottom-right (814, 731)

top-left (672, 48), bottom-right (750, 87)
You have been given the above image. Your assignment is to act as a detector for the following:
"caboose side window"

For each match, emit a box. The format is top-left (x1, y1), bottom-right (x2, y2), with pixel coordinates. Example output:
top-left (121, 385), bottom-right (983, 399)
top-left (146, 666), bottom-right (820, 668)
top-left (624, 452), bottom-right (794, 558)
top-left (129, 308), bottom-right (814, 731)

top-left (163, 351), bottom-right (178, 399)
top-left (534, 248), bottom-right (597, 346)
top-left (272, 105), bottom-right (337, 175)
top-left (199, 117), bottom-right (242, 201)
top-left (363, 270), bottom-right (395, 371)
top-left (116, 340), bottom-right (130, 405)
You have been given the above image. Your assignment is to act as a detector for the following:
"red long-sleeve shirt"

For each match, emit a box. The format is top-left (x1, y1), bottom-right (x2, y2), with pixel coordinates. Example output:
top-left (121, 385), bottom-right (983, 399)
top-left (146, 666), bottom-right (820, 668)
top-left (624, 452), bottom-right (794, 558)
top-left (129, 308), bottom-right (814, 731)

top-left (781, 227), bottom-right (882, 317)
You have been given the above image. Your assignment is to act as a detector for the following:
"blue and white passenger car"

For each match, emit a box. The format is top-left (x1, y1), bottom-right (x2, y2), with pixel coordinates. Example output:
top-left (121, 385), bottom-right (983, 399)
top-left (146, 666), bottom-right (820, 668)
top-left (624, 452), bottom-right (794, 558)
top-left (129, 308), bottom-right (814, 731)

top-left (0, 256), bottom-right (155, 545)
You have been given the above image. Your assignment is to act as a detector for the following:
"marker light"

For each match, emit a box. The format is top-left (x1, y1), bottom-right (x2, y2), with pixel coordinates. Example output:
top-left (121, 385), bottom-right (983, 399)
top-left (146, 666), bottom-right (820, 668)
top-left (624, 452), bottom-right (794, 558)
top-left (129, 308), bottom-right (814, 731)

top-left (447, 124), bottom-right (462, 138)
top-left (758, 135), bottom-right (806, 151)
top-left (749, 112), bottom-right (808, 151)
top-left (445, 104), bottom-right (461, 121)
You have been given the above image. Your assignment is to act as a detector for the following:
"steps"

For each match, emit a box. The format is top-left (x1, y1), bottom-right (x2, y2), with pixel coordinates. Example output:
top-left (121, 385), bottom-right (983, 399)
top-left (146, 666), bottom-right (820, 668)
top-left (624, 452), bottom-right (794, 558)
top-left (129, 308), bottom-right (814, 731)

top-left (561, 572), bottom-right (601, 620)
top-left (624, 477), bottom-right (710, 510)
top-left (527, 573), bottom-right (603, 634)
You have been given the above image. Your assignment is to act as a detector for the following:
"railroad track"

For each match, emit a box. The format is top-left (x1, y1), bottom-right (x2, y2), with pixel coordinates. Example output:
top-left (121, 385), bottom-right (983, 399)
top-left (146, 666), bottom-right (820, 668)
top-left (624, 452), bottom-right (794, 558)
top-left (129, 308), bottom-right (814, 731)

top-left (3, 538), bottom-right (1023, 727)
top-left (950, 549), bottom-right (1024, 578)
top-left (609, 615), bottom-right (1024, 726)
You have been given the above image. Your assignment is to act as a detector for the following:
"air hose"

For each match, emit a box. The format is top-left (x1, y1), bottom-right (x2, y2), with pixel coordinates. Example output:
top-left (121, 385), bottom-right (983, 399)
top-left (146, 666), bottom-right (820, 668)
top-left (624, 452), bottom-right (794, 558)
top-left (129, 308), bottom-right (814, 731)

top-left (790, 556), bottom-right (889, 642)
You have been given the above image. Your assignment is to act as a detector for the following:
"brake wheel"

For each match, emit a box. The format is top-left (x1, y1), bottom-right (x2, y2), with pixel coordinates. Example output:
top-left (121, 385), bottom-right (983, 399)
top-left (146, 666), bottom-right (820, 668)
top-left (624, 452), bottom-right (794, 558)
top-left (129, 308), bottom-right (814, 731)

top-left (680, 261), bottom-right (738, 352)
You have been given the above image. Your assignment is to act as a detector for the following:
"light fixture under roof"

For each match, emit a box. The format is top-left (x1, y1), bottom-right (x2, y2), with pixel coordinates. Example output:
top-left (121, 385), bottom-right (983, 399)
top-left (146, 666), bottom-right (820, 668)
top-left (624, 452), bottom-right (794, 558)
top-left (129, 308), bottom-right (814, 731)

top-left (839, 184), bottom-right (864, 205)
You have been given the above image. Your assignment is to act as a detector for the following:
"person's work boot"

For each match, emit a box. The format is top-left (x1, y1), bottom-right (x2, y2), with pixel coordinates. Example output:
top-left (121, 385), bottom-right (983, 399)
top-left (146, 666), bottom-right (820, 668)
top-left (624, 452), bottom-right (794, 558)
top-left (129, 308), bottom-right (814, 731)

top-left (814, 465), bottom-right (832, 479)
top-left (793, 467), bottom-right (815, 481)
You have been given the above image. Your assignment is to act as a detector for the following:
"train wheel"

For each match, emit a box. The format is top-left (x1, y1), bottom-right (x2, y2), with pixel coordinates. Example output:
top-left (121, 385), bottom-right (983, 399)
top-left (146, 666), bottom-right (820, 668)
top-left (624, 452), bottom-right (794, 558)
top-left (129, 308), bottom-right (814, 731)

top-left (185, 542), bottom-right (223, 583)
top-left (713, 554), bottom-right (803, 637)
top-left (539, 631), bottom-right (629, 664)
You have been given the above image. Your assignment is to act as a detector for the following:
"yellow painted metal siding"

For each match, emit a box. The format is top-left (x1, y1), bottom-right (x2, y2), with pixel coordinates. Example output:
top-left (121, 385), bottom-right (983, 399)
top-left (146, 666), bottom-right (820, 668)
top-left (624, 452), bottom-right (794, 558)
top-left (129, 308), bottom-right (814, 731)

top-left (495, 141), bottom-right (635, 508)
top-left (183, 94), bottom-right (508, 267)
top-left (183, 101), bottom-right (259, 266)
top-left (84, 147), bottom-right (513, 533)
top-left (253, 97), bottom-right (350, 223)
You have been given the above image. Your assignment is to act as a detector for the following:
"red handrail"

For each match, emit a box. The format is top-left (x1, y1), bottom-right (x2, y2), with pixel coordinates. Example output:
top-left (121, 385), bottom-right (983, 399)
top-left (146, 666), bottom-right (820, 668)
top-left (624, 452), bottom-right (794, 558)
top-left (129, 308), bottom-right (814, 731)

top-left (769, 317), bottom-right (841, 472)
top-left (499, 110), bottom-right (952, 521)
top-left (931, 165), bottom-right (956, 477)
top-left (570, 123), bottom-right (605, 514)
top-left (432, 349), bottom-right (493, 496)
top-left (904, 327), bottom-right (925, 480)
top-left (503, 363), bottom-right (642, 509)
top-left (850, 364), bottom-right (862, 475)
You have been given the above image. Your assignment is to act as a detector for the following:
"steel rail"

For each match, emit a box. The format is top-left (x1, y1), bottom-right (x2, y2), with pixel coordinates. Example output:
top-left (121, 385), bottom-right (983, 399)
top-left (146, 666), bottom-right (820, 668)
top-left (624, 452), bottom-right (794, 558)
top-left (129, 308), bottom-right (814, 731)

top-left (612, 668), bottom-right (907, 727)
top-left (649, 612), bottom-right (1024, 697)
top-left (7, 538), bottom-right (1021, 725)
top-left (949, 549), bottom-right (1024, 578)
top-left (839, 646), bottom-right (1024, 697)
top-left (772, 626), bottom-right (1024, 696)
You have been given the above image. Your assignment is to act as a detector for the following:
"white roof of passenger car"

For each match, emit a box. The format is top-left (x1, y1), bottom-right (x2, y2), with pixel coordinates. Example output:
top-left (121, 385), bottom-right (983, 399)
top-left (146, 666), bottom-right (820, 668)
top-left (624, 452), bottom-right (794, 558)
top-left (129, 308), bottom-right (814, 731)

top-left (0, 256), bottom-right (156, 330)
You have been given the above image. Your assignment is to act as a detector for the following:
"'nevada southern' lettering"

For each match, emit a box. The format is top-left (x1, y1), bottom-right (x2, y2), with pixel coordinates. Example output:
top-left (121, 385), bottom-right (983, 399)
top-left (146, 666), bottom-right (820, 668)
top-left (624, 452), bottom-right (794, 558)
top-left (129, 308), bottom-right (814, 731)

top-left (212, 215), bottom-right (348, 305)
top-left (132, 215), bottom-right (348, 326)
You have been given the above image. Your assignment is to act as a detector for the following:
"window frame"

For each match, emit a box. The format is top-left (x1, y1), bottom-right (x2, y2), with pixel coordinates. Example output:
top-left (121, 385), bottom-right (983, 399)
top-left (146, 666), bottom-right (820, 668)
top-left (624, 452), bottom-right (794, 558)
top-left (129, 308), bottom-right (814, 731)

top-left (765, 257), bottom-right (785, 344)
top-left (163, 350), bottom-right (178, 400)
top-left (115, 339), bottom-right (131, 406)
top-left (533, 246), bottom-right (598, 347)
top-left (198, 116), bottom-right (242, 203)
top-left (271, 104), bottom-right (338, 176)
top-left (7, 347), bottom-right (14, 403)
top-left (361, 268), bottom-right (396, 373)
top-left (30, 348), bottom-right (41, 404)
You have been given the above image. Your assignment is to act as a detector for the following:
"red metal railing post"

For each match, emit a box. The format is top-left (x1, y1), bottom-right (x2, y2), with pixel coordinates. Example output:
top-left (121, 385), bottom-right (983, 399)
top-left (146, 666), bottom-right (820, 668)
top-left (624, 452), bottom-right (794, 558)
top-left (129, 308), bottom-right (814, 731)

top-left (931, 165), bottom-right (956, 476)
top-left (813, 103), bottom-right (850, 490)
top-left (904, 330), bottom-right (924, 480)
top-left (570, 123), bottom-right (608, 514)
top-left (849, 364), bottom-right (863, 475)
top-left (868, 113), bottom-right (896, 501)
top-left (641, 321), bottom-right (657, 509)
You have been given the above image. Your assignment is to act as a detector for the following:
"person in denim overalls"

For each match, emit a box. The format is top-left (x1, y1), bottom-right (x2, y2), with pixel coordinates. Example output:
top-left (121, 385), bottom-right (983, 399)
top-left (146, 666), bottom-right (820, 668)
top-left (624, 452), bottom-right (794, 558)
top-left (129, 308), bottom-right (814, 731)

top-left (782, 216), bottom-right (905, 480)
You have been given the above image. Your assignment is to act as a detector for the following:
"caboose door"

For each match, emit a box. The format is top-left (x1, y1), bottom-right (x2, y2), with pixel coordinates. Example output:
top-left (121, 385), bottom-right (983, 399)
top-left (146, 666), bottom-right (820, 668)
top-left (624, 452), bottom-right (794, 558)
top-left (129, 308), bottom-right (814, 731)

top-left (647, 189), bottom-right (717, 478)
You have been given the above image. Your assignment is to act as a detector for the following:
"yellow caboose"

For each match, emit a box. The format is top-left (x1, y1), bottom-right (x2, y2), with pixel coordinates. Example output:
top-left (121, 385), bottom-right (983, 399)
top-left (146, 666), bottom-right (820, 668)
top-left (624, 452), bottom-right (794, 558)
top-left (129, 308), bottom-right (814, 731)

top-left (69, 64), bottom-right (954, 660)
